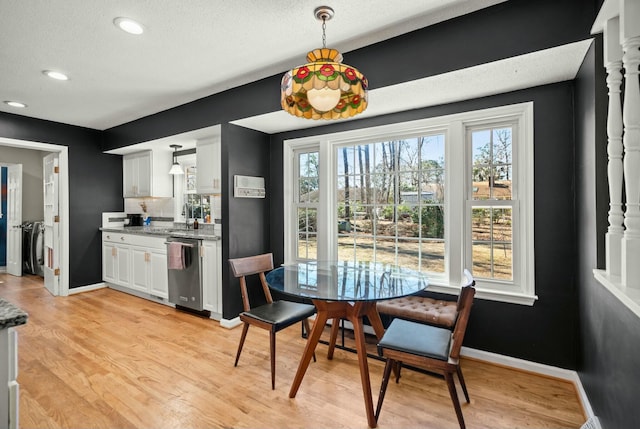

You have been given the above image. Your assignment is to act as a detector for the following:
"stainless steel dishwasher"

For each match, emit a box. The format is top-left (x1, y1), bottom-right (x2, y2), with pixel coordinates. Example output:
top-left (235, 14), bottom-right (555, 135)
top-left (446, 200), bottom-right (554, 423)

top-left (166, 237), bottom-right (203, 311)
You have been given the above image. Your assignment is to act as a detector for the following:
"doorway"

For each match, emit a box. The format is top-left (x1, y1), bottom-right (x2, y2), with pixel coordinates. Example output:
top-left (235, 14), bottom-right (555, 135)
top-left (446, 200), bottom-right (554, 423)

top-left (0, 137), bottom-right (69, 296)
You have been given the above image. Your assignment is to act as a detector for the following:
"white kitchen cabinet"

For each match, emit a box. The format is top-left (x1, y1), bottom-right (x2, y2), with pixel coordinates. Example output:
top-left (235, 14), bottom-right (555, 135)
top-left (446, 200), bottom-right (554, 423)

top-left (131, 246), bottom-right (168, 299)
top-left (149, 249), bottom-right (169, 298)
top-left (196, 135), bottom-right (221, 195)
top-left (116, 244), bottom-right (131, 286)
top-left (102, 233), bottom-right (130, 287)
top-left (202, 239), bottom-right (222, 319)
top-left (130, 247), bottom-right (149, 293)
top-left (0, 327), bottom-right (19, 429)
top-left (102, 241), bottom-right (117, 284)
top-left (123, 150), bottom-right (173, 198)
top-left (102, 232), bottom-right (168, 300)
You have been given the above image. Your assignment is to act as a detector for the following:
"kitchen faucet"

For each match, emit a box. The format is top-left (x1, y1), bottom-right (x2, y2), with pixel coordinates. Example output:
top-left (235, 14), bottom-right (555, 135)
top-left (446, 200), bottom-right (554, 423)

top-left (183, 203), bottom-right (190, 229)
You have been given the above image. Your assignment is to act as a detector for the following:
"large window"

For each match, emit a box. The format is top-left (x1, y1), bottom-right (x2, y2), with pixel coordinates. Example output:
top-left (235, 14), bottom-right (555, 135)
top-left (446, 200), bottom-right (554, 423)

top-left (284, 103), bottom-right (535, 305)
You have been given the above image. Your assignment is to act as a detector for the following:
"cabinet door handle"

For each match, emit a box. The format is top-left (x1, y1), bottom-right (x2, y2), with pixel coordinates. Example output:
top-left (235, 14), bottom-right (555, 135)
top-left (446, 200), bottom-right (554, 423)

top-left (120, 236), bottom-right (125, 241)
top-left (145, 252), bottom-right (150, 262)
top-left (112, 247), bottom-right (116, 256)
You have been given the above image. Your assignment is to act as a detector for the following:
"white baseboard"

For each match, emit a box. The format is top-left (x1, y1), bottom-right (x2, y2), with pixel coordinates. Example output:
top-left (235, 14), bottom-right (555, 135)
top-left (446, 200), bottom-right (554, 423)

top-left (460, 346), bottom-right (594, 419)
top-left (311, 320), bottom-right (594, 420)
top-left (220, 317), bottom-right (241, 329)
top-left (67, 283), bottom-right (107, 295)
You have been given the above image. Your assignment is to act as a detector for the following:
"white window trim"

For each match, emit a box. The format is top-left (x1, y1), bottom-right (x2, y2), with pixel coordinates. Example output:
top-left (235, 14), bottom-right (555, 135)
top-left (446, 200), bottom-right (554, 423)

top-left (283, 102), bottom-right (537, 306)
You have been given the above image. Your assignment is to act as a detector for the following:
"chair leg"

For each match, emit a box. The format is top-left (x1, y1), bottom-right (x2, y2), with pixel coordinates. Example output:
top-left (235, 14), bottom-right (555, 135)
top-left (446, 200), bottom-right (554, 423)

top-left (375, 358), bottom-right (394, 421)
top-left (394, 361), bottom-right (403, 383)
top-left (270, 330), bottom-right (276, 390)
top-left (456, 365), bottom-right (470, 403)
top-left (444, 371), bottom-right (466, 429)
top-left (234, 322), bottom-right (250, 367)
top-left (302, 319), bottom-right (316, 362)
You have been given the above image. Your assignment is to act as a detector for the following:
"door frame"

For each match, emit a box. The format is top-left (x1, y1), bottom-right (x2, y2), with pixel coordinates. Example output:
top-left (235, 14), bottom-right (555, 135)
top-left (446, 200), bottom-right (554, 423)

top-left (6, 164), bottom-right (22, 276)
top-left (0, 137), bottom-right (69, 296)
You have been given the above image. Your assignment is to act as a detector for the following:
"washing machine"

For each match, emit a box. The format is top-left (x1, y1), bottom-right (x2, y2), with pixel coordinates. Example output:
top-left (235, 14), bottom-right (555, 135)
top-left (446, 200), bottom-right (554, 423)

top-left (22, 221), bottom-right (44, 277)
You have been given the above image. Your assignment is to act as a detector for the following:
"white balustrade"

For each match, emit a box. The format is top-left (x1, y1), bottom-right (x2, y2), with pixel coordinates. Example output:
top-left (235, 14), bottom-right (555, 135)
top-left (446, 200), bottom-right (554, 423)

top-left (604, 17), bottom-right (624, 277)
top-left (595, 0), bottom-right (640, 289)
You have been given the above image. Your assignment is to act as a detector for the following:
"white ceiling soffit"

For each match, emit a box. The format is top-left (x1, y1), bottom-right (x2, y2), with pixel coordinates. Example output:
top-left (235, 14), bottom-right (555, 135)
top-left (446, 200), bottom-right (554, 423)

top-left (0, 0), bottom-right (507, 130)
top-left (104, 124), bottom-right (221, 155)
top-left (232, 39), bottom-right (594, 135)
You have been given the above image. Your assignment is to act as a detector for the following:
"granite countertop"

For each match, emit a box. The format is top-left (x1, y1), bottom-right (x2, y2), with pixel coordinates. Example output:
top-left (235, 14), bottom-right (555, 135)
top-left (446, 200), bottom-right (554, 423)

top-left (0, 299), bottom-right (28, 330)
top-left (100, 226), bottom-right (221, 241)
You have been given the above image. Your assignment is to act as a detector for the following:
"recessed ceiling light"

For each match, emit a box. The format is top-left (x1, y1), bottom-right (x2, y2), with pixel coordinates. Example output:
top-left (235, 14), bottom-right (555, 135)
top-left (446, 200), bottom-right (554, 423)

top-left (114, 17), bottom-right (144, 35)
top-left (43, 70), bottom-right (69, 81)
top-left (4, 101), bottom-right (27, 108)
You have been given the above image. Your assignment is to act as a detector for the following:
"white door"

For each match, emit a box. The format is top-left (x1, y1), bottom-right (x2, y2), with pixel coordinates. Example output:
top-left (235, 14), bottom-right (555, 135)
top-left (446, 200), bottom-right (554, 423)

top-left (6, 165), bottom-right (22, 276)
top-left (43, 153), bottom-right (59, 295)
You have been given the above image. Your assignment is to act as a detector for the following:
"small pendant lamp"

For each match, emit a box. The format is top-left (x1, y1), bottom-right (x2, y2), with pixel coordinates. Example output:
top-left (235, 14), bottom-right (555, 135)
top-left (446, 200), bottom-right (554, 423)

top-left (281, 6), bottom-right (368, 120)
top-left (168, 144), bottom-right (184, 175)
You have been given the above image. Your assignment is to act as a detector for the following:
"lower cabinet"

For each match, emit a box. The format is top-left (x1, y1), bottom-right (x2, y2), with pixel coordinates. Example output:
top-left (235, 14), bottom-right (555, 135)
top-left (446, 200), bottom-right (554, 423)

top-left (102, 232), bottom-right (168, 300)
top-left (202, 239), bottom-right (222, 319)
top-left (131, 247), bottom-right (168, 298)
top-left (148, 249), bottom-right (169, 298)
top-left (1, 328), bottom-right (19, 429)
top-left (102, 232), bottom-right (221, 319)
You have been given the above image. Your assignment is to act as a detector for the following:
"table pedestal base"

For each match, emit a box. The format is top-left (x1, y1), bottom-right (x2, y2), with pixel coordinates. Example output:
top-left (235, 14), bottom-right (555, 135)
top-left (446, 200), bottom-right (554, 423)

top-left (289, 300), bottom-right (386, 428)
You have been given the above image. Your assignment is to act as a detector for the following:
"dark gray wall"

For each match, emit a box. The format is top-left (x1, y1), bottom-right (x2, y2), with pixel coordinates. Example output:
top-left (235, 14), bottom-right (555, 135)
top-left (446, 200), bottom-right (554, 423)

top-left (220, 123), bottom-right (271, 319)
top-left (575, 38), bottom-right (640, 427)
top-left (0, 112), bottom-right (123, 288)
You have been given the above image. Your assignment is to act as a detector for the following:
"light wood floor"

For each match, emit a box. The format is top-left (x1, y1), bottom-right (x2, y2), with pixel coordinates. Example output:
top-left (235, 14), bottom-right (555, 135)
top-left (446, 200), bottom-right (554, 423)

top-left (0, 273), bottom-right (586, 429)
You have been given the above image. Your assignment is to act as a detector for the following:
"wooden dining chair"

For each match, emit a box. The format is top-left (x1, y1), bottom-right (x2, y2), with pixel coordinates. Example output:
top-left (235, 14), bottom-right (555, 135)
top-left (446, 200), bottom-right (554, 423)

top-left (375, 272), bottom-right (476, 429)
top-left (228, 253), bottom-right (317, 389)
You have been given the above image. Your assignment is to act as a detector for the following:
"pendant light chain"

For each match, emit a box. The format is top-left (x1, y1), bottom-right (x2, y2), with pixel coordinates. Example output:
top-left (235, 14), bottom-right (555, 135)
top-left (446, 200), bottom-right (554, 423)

top-left (321, 17), bottom-right (327, 49)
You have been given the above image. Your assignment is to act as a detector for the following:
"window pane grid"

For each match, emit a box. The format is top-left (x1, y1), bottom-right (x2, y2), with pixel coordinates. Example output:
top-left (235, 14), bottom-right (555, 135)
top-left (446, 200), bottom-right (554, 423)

top-left (295, 150), bottom-right (319, 261)
top-left (471, 206), bottom-right (513, 280)
top-left (472, 126), bottom-right (513, 201)
top-left (336, 135), bottom-right (445, 274)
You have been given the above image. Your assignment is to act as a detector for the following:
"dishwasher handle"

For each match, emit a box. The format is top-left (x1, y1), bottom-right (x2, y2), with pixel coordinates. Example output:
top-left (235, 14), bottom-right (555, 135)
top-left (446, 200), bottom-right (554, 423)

top-left (164, 241), bottom-right (195, 247)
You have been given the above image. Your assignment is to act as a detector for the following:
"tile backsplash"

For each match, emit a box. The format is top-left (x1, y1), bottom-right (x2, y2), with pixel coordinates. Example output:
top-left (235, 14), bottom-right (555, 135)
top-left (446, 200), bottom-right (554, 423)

top-left (124, 198), bottom-right (174, 220)
top-left (124, 195), bottom-right (221, 223)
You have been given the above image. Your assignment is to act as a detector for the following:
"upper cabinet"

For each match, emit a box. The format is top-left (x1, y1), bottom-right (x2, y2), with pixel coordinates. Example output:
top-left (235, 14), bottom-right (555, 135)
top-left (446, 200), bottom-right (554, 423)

top-left (123, 150), bottom-right (172, 198)
top-left (196, 133), bottom-right (221, 195)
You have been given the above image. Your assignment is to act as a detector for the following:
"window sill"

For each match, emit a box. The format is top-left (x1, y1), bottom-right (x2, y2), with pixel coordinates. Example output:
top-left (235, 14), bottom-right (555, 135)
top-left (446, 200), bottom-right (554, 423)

top-left (427, 282), bottom-right (538, 306)
top-left (593, 269), bottom-right (640, 318)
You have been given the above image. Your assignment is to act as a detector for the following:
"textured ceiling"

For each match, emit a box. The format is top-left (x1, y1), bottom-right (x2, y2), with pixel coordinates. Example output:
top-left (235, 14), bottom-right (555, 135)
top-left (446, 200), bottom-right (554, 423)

top-left (0, 0), bottom-right (508, 130)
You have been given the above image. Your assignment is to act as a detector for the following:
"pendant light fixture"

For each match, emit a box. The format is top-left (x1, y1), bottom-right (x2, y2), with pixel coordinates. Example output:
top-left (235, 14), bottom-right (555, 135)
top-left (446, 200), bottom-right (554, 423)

top-left (168, 144), bottom-right (184, 175)
top-left (281, 6), bottom-right (368, 120)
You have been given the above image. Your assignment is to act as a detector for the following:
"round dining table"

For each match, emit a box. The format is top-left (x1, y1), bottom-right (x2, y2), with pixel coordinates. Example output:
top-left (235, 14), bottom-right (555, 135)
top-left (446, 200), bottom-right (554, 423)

top-left (265, 260), bottom-right (428, 428)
